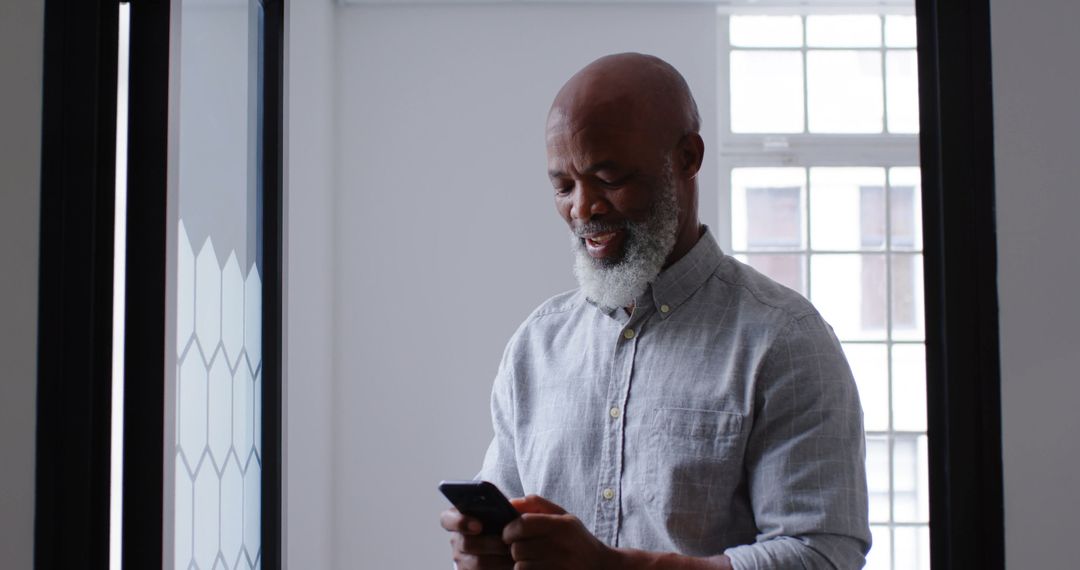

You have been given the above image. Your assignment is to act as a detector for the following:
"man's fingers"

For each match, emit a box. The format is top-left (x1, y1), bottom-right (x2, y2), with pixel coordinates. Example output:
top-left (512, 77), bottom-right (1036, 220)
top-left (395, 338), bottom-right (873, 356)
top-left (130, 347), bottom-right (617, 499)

top-left (502, 513), bottom-right (573, 542)
top-left (508, 537), bottom-right (548, 561)
top-left (440, 508), bottom-right (483, 534)
top-left (460, 534), bottom-right (511, 556)
top-left (510, 494), bottom-right (567, 515)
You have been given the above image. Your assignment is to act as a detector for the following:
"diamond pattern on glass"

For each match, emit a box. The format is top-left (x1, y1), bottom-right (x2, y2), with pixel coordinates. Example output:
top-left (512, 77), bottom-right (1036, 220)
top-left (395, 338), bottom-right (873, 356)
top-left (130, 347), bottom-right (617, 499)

top-left (195, 238), bottom-right (222, 355)
top-left (221, 253), bottom-right (245, 369)
top-left (175, 220), bottom-right (261, 570)
top-left (194, 463), bottom-right (221, 570)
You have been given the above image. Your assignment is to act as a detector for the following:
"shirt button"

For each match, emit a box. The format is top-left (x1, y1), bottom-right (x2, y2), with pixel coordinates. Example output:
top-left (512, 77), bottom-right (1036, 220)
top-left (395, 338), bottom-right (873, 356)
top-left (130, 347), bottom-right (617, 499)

top-left (602, 488), bottom-right (615, 500)
top-left (609, 406), bottom-right (621, 419)
top-left (623, 328), bottom-right (636, 340)
top-left (660, 304), bottom-right (671, 313)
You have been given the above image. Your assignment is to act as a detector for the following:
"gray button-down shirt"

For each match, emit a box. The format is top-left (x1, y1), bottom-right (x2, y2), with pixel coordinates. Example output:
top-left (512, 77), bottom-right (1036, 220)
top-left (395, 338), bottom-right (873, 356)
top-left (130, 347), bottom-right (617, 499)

top-left (479, 229), bottom-right (870, 569)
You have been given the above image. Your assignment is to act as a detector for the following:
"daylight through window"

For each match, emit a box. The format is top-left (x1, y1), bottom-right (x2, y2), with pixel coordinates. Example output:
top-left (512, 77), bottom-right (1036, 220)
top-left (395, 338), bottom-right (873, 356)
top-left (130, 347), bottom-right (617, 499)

top-left (720, 10), bottom-right (928, 570)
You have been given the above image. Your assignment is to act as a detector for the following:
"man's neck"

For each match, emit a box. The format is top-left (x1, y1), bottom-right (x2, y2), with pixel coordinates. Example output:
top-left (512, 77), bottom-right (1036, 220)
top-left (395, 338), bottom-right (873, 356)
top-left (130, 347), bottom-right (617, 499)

top-left (662, 223), bottom-right (706, 270)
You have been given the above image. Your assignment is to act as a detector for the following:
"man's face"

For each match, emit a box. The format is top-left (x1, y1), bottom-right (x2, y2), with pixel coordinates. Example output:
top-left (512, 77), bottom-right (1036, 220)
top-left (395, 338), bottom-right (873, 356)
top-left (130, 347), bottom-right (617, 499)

top-left (547, 115), bottom-right (682, 309)
top-left (547, 119), bottom-right (673, 264)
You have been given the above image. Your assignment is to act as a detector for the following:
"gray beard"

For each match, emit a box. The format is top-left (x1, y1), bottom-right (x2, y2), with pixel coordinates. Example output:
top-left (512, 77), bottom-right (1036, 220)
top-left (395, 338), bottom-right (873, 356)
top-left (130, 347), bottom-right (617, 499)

top-left (569, 167), bottom-right (680, 311)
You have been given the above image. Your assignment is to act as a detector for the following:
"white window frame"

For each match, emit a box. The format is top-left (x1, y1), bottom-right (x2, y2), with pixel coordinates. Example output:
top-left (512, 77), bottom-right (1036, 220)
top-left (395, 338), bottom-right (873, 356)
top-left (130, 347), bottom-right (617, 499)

top-left (715, 5), bottom-right (929, 570)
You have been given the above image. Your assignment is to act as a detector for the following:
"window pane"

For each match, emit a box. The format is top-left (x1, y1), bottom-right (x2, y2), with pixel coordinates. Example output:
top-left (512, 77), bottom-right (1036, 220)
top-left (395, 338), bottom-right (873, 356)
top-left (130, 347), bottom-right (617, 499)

top-left (885, 15), bottom-right (918, 48)
top-left (867, 437), bottom-right (891, 523)
top-left (730, 51), bottom-right (805, 133)
top-left (892, 344), bottom-right (927, 432)
top-left (731, 167), bottom-right (806, 250)
top-left (893, 435), bottom-right (930, 522)
top-left (741, 254), bottom-right (807, 297)
top-left (843, 343), bottom-right (889, 432)
top-left (811, 254), bottom-right (887, 340)
top-left (747, 187), bottom-right (803, 247)
top-left (890, 167), bottom-right (922, 250)
top-left (867, 525), bottom-right (892, 570)
top-left (894, 526), bottom-right (932, 570)
top-left (891, 253), bottom-right (925, 341)
top-left (808, 50), bottom-right (883, 133)
top-left (806, 15), bottom-right (882, 47)
top-left (730, 15), bottom-right (803, 47)
top-left (886, 50), bottom-right (920, 133)
top-left (889, 167), bottom-right (924, 251)
top-left (809, 167), bottom-right (887, 251)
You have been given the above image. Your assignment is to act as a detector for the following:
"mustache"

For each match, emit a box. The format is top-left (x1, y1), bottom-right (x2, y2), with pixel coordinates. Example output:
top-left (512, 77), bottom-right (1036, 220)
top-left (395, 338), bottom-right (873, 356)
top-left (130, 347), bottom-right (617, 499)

top-left (572, 220), bottom-right (628, 238)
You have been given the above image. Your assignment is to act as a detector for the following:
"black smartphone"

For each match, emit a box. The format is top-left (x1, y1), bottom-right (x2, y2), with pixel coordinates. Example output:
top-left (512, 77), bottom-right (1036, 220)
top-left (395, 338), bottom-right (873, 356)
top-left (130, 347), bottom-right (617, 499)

top-left (438, 480), bottom-right (520, 536)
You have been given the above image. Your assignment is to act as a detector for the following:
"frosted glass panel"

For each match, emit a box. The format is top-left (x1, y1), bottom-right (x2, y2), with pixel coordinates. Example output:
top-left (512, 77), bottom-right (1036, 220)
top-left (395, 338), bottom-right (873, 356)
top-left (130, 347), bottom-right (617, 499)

top-left (173, 0), bottom-right (262, 567)
top-left (176, 226), bottom-right (262, 570)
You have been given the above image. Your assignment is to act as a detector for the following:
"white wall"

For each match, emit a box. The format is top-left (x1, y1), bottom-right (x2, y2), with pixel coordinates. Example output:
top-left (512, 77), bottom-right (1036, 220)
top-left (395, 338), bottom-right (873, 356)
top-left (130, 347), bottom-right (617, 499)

top-left (992, 0), bottom-right (1080, 567)
top-left (0, 0), bottom-right (42, 567)
top-left (285, 0), bottom-right (337, 568)
top-left (331, 5), bottom-right (718, 567)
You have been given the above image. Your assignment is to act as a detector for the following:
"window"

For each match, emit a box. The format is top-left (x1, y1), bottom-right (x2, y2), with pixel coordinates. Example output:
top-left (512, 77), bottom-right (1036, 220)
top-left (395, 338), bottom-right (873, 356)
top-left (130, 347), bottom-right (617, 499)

top-left (719, 9), bottom-right (927, 570)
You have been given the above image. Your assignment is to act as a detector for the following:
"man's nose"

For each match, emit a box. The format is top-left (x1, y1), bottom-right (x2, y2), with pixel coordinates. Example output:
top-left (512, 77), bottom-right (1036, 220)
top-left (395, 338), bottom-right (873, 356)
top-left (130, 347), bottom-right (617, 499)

top-left (570, 184), bottom-right (608, 221)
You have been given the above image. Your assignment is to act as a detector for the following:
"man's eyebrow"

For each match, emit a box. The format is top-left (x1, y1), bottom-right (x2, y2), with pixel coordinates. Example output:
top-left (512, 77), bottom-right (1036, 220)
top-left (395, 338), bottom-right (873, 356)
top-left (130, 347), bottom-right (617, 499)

top-left (548, 160), bottom-right (622, 179)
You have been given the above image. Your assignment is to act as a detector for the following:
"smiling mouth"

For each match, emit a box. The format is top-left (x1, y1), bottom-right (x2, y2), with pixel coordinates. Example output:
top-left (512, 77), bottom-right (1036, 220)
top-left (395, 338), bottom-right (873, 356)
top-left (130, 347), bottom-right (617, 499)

top-left (585, 232), bottom-right (617, 247)
top-left (579, 228), bottom-right (627, 261)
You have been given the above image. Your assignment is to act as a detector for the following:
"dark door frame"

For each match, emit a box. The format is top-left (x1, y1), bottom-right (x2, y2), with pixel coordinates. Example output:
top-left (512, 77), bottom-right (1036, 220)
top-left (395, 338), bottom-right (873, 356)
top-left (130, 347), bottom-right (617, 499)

top-left (35, 0), bottom-right (284, 568)
top-left (35, 0), bottom-right (1001, 568)
top-left (35, 0), bottom-right (119, 566)
top-left (916, 0), bottom-right (1005, 567)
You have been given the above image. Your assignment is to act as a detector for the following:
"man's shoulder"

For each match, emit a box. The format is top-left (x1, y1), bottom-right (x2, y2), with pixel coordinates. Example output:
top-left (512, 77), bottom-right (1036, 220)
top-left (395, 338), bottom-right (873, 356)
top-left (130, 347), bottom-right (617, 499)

top-left (519, 287), bottom-right (585, 328)
top-left (497, 288), bottom-right (585, 362)
top-left (709, 255), bottom-right (820, 324)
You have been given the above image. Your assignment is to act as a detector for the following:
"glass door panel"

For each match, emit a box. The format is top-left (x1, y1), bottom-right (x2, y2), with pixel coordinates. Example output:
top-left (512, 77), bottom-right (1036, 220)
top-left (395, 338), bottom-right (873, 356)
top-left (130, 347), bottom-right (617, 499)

top-left (173, 0), bottom-right (263, 568)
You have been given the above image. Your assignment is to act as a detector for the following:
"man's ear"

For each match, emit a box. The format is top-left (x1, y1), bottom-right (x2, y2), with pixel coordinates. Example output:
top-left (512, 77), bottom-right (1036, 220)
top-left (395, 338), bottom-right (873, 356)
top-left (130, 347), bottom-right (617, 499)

top-left (678, 132), bottom-right (705, 180)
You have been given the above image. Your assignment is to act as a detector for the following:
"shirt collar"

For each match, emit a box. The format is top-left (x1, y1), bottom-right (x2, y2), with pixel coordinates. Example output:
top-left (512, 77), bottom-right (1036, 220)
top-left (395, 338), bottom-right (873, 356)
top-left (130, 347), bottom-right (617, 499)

top-left (647, 226), bottom-right (725, 318)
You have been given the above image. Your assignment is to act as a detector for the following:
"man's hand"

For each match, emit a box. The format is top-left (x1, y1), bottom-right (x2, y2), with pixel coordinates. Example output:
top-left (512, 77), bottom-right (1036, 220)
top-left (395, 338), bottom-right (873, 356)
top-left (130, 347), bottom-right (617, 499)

top-left (502, 495), bottom-right (618, 570)
top-left (440, 507), bottom-right (514, 569)
top-left (443, 494), bottom-right (733, 570)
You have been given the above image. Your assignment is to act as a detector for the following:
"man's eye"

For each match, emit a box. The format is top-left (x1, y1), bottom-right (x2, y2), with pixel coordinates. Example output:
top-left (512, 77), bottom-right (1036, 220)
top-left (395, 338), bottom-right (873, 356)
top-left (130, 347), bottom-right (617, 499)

top-left (554, 185), bottom-right (572, 195)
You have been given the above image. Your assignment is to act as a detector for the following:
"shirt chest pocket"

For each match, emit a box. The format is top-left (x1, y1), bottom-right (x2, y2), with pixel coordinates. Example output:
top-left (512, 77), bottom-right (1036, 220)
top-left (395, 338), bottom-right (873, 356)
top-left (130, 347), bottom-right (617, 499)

top-left (646, 408), bottom-right (747, 536)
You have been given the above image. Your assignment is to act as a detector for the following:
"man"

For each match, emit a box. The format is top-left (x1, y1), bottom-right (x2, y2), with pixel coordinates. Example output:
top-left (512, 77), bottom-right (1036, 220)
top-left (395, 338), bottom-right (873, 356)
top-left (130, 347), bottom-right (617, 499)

top-left (441, 53), bottom-right (870, 569)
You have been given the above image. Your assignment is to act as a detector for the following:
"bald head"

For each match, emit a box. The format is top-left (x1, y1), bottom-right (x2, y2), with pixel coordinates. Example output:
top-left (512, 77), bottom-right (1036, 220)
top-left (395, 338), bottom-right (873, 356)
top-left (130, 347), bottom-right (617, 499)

top-left (547, 53), bottom-right (701, 144)
top-left (546, 53), bottom-right (706, 280)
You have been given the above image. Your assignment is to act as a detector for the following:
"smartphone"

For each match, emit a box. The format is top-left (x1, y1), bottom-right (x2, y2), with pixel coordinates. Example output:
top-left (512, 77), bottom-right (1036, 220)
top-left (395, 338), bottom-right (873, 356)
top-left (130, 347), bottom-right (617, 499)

top-left (438, 480), bottom-right (520, 536)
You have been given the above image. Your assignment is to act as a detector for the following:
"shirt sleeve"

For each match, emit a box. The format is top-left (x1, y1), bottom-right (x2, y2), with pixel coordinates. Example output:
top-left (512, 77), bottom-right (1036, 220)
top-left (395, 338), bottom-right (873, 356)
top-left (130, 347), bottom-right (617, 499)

top-left (724, 313), bottom-right (871, 570)
top-left (476, 340), bottom-right (524, 498)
